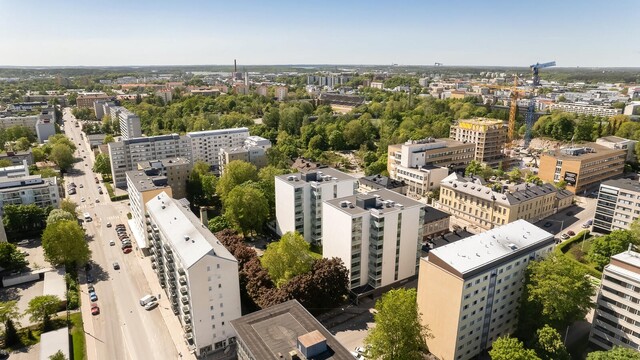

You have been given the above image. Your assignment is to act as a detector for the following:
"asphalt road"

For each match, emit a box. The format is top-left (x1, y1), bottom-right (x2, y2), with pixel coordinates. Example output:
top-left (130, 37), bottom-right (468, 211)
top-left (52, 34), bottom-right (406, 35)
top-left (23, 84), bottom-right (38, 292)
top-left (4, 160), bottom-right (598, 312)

top-left (63, 109), bottom-right (179, 360)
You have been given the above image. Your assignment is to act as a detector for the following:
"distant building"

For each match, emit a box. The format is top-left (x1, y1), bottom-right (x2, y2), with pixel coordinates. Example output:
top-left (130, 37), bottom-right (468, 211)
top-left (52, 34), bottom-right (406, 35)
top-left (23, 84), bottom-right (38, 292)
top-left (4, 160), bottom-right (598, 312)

top-left (146, 192), bottom-right (241, 357)
top-left (417, 220), bottom-right (555, 360)
top-left (593, 179), bottom-right (640, 233)
top-left (318, 93), bottom-right (364, 114)
top-left (291, 158), bottom-right (326, 173)
top-left (155, 89), bottom-right (173, 104)
top-left (117, 107), bottom-right (142, 140)
top-left (137, 157), bottom-right (192, 200)
top-left (0, 108), bottom-right (57, 143)
top-left (538, 143), bottom-right (626, 194)
top-left (0, 149), bottom-right (34, 166)
top-left (358, 174), bottom-right (407, 195)
top-left (275, 86), bottom-right (288, 101)
top-left (596, 136), bottom-right (637, 162)
top-left (549, 102), bottom-right (622, 117)
top-left (6, 102), bottom-right (48, 111)
top-left (218, 136), bottom-right (271, 173)
top-left (275, 168), bottom-right (357, 244)
top-left (323, 189), bottom-right (425, 289)
top-left (76, 92), bottom-right (112, 108)
top-left (255, 85), bottom-right (268, 97)
top-left (187, 128), bottom-right (250, 166)
top-left (438, 173), bottom-right (573, 230)
top-left (450, 118), bottom-right (507, 168)
top-left (370, 81), bottom-right (384, 89)
top-left (231, 300), bottom-right (353, 360)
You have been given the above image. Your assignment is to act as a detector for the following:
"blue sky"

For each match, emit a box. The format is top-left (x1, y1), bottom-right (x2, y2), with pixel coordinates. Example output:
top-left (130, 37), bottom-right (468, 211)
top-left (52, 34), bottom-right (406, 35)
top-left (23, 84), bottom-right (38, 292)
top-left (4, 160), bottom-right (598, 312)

top-left (0, 0), bottom-right (637, 67)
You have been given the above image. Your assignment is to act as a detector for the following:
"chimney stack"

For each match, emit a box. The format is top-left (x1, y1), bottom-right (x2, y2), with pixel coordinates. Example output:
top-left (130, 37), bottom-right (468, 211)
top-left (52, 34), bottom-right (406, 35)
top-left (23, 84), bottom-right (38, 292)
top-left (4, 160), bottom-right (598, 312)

top-left (234, 59), bottom-right (237, 72)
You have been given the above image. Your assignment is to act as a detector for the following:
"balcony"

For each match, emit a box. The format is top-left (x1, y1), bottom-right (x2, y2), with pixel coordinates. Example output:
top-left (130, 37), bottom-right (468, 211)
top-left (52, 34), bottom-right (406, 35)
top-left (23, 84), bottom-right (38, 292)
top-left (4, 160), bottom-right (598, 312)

top-left (182, 306), bottom-right (190, 314)
top-left (177, 267), bottom-right (185, 275)
top-left (183, 315), bottom-right (191, 324)
top-left (163, 244), bottom-right (172, 253)
top-left (179, 277), bottom-right (187, 285)
top-left (184, 324), bottom-right (192, 332)
top-left (181, 296), bottom-right (189, 305)
top-left (180, 286), bottom-right (188, 295)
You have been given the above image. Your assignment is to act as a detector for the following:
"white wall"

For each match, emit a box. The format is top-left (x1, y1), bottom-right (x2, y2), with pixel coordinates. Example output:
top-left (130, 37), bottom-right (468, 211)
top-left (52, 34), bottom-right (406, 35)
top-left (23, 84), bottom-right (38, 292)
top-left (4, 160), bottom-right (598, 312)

top-left (322, 204), bottom-right (360, 286)
top-left (275, 178), bottom-right (296, 236)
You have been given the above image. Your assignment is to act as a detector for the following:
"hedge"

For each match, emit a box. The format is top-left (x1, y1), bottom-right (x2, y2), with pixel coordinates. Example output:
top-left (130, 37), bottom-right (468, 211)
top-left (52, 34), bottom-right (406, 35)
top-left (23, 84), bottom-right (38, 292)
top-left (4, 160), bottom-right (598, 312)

top-left (554, 230), bottom-right (602, 279)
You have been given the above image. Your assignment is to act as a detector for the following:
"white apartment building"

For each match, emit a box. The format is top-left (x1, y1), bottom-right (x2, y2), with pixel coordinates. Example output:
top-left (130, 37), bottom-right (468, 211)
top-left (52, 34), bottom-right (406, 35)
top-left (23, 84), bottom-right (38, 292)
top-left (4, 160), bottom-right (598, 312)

top-left (593, 179), bottom-right (640, 233)
top-left (109, 106), bottom-right (142, 140)
top-left (218, 136), bottom-right (272, 174)
top-left (187, 128), bottom-right (250, 165)
top-left (549, 102), bottom-right (622, 117)
top-left (322, 189), bottom-right (425, 289)
top-left (596, 136), bottom-right (637, 162)
top-left (275, 168), bottom-right (357, 244)
top-left (0, 174), bottom-right (60, 214)
top-left (394, 164), bottom-right (449, 196)
top-left (146, 192), bottom-right (241, 357)
top-left (0, 108), bottom-right (57, 143)
top-left (589, 250), bottom-right (640, 351)
top-left (109, 134), bottom-right (192, 188)
top-left (417, 220), bottom-right (555, 360)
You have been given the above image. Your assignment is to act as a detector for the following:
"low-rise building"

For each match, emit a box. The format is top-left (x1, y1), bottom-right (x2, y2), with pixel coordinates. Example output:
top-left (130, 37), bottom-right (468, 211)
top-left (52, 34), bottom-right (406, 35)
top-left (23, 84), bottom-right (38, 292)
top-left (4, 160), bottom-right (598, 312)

top-left (358, 174), bottom-right (407, 195)
top-left (589, 250), bottom-right (640, 351)
top-left (0, 173), bottom-right (60, 215)
top-left (146, 192), bottom-right (241, 357)
top-left (538, 143), bottom-right (626, 194)
top-left (596, 136), bottom-right (637, 162)
top-left (322, 189), bottom-right (424, 290)
top-left (393, 164), bottom-right (449, 196)
top-left (218, 136), bottom-right (272, 174)
top-left (417, 220), bottom-right (555, 360)
top-left (549, 102), bottom-right (621, 117)
top-left (231, 300), bottom-right (353, 360)
top-left (76, 92), bottom-right (112, 108)
top-left (275, 168), bottom-right (357, 244)
top-left (593, 179), bottom-right (640, 233)
top-left (0, 149), bottom-right (34, 165)
top-left (423, 205), bottom-right (451, 241)
top-left (438, 173), bottom-right (573, 230)
top-left (388, 138), bottom-right (475, 177)
top-left (86, 134), bottom-right (106, 149)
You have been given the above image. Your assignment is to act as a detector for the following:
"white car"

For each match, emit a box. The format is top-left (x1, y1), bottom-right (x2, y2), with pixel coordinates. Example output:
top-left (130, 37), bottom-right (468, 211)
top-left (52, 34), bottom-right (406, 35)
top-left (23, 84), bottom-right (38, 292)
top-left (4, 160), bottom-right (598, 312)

top-left (81, 197), bottom-right (86, 202)
top-left (144, 301), bottom-right (158, 311)
top-left (109, 240), bottom-right (115, 246)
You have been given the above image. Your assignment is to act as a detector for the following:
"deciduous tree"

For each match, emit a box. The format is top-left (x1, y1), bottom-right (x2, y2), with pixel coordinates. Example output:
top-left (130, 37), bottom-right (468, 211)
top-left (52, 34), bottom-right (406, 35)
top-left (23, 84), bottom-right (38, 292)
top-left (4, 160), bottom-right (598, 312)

top-left (465, 160), bottom-right (483, 177)
top-left (92, 153), bottom-right (111, 175)
top-left (217, 161), bottom-right (258, 201)
top-left (49, 143), bottom-right (74, 170)
top-left (208, 215), bottom-right (231, 233)
top-left (42, 220), bottom-right (91, 268)
top-left (534, 325), bottom-right (570, 360)
top-left (60, 199), bottom-right (78, 216)
top-left (224, 183), bottom-right (268, 236)
top-left (489, 336), bottom-right (540, 360)
top-left (26, 295), bottom-right (61, 330)
top-left (588, 230), bottom-right (638, 271)
top-left (364, 288), bottom-right (431, 360)
top-left (0, 242), bottom-right (28, 271)
top-left (260, 232), bottom-right (313, 287)
top-left (587, 346), bottom-right (640, 360)
top-left (46, 209), bottom-right (76, 226)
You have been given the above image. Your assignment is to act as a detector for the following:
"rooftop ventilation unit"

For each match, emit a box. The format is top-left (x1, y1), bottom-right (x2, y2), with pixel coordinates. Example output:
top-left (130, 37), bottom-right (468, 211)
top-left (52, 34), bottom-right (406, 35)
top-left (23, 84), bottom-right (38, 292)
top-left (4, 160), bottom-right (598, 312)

top-left (287, 176), bottom-right (296, 181)
top-left (184, 235), bottom-right (190, 241)
top-left (508, 243), bottom-right (518, 250)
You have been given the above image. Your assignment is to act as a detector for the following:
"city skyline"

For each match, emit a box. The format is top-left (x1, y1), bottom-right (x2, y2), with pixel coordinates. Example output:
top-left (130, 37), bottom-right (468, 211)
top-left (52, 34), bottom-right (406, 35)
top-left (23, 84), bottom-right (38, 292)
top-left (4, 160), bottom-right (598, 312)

top-left (0, 0), bottom-right (638, 67)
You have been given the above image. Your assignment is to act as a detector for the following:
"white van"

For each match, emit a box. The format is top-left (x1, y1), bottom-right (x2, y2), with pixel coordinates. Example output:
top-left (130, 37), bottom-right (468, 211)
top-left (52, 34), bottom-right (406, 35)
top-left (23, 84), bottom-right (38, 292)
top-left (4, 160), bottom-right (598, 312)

top-left (83, 212), bottom-right (92, 222)
top-left (139, 294), bottom-right (157, 306)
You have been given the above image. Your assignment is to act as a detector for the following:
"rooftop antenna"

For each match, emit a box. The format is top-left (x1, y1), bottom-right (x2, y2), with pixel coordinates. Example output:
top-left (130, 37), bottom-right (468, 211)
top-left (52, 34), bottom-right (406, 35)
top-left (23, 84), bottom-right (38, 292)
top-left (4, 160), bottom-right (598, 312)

top-left (234, 59), bottom-right (237, 73)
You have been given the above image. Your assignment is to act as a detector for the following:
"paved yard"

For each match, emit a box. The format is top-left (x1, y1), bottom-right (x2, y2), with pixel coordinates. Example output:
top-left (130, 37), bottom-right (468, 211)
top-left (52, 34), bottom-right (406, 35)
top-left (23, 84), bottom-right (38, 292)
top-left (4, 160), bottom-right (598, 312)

top-left (15, 238), bottom-right (49, 272)
top-left (8, 343), bottom-right (39, 360)
top-left (0, 280), bottom-right (44, 327)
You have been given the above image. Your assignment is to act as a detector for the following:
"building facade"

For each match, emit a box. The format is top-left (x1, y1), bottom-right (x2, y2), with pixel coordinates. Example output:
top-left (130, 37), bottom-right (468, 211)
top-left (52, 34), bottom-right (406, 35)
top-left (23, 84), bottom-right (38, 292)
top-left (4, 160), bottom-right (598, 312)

top-left (126, 170), bottom-right (173, 249)
top-left (76, 92), bottom-right (112, 108)
top-left (450, 118), bottom-right (507, 167)
top-left (538, 143), bottom-right (626, 194)
top-left (0, 108), bottom-right (57, 143)
top-left (218, 136), bottom-right (271, 174)
top-left (0, 174), bottom-right (60, 215)
top-left (146, 193), bottom-right (241, 357)
top-left (549, 103), bottom-right (622, 117)
top-left (115, 107), bottom-right (142, 140)
top-left (589, 250), bottom-right (640, 351)
top-left (593, 179), bottom-right (640, 233)
top-left (275, 168), bottom-right (357, 244)
top-left (596, 136), bottom-right (637, 162)
top-left (417, 220), bottom-right (555, 360)
top-left (322, 189), bottom-right (424, 290)
top-left (187, 128), bottom-right (250, 166)
top-left (438, 173), bottom-right (573, 230)
top-left (423, 206), bottom-right (451, 241)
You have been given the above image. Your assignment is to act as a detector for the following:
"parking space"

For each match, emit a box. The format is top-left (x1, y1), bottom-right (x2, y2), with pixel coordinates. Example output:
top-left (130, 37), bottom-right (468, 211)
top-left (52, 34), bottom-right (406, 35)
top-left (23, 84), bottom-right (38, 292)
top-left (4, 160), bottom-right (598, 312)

top-left (15, 239), bottom-right (49, 272)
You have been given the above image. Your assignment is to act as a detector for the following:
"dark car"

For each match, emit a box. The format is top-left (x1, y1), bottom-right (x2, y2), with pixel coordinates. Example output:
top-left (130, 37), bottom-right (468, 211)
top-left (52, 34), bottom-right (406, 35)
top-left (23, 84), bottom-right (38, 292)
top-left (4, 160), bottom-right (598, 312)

top-left (567, 230), bottom-right (576, 236)
top-left (113, 262), bottom-right (120, 270)
top-left (566, 211), bottom-right (574, 216)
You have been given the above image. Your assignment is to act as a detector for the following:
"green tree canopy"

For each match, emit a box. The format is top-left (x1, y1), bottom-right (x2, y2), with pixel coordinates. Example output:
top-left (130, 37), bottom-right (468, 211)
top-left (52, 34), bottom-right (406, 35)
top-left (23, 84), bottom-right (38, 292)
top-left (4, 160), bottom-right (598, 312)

top-left (260, 231), bottom-right (314, 287)
top-left (92, 153), bottom-right (111, 175)
top-left (465, 160), bottom-right (483, 177)
top-left (60, 199), bottom-right (78, 216)
top-left (217, 160), bottom-right (258, 201)
top-left (364, 288), bottom-right (431, 360)
top-left (258, 165), bottom-right (289, 220)
top-left (489, 336), bottom-right (540, 360)
top-left (26, 295), bottom-right (61, 329)
top-left (49, 143), bottom-right (74, 170)
top-left (508, 168), bottom-right (523, 182)
top-left (0, 242), bottom-right (28, 271)
top-left (42, 220), bottom-right (91, 268)
top-left (0, 300), bottom-right (22, 327)
top-left (586, 346), bottom-right (640, 360)
top-left (46, 209), bottom-right (76, 226)
top-left (588, 230), bottom-right (639, 271)
top-left (534, 325), bottom-right (570, 360)
top-left (3, 204), bottom-right (48, 233)
top-left (224, 183), bottom-right (268, 236)
top-left (208, 215), bottom-right (231, 233)
top-left (49, 350), bottom-right (68, 360)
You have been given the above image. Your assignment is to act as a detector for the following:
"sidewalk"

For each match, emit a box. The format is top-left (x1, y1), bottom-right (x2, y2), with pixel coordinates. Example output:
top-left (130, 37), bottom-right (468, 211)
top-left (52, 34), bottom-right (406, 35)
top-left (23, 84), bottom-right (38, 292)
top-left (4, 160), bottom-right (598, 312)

top-left (78, 272), bottom-right (99, 360)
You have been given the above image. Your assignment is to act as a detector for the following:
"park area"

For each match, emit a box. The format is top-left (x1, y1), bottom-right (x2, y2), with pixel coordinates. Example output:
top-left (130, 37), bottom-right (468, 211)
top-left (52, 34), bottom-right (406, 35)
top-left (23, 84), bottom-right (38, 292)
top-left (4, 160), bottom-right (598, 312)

top-left (555, 231), bottom-right (603, 279)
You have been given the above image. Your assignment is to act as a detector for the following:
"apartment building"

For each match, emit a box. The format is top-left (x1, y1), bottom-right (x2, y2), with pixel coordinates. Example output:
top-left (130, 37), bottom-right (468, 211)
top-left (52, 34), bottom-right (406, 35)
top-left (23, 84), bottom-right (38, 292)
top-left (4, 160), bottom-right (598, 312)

top-left (275, 168), bottom-right (357, 244)
top-left (450, 118), bottom-right (507, 167)
top-left (438, 173), bottom-right (573, 230)
top-left (417, 220), bottom-right (555, 360)
top-left (387, 138), bottom-right (475, 195)
top-left (358, 174), bottom-right (408, 195)
top-left (322, 189), bottom-right (424, 289)
top-left (76, 92), bottom-right (112, 108)
top-left (187, 128), bottom-right (250, 165)
top-left (126, 170), bottom-right (173, 249)
top-left (596, 136), bottom-right (637, 162)
top-left (0, 149), bottom-right (34, 166)
top-left (549, 102), bottom-right (622, 117)
top-left (108, 134), bottom-right (192, 188)
top-left (275, 86), bottom-right (288, 101)
top-left (0, 108), bottom-right (57, 143)
top-left (93, 100), bottom-right (116, 120)
top-left (0, 173), bottom-right (60, 214)
top-left (593, 179), bottom-right (640, 233)
top-left (589, 250), bottom-right (640, 351)
top-left (538, 143), bottom-right (626, 194)
top-left (231, 300), bottom-right (353, 360)
top-left (137, 158), bottom-right (192, 200)
top-left (109, 106), bottom-right (142, 140)
top-left (218, 136), bottom-right (272, 174)
top-left (146, 192), bottom-right (241, 357)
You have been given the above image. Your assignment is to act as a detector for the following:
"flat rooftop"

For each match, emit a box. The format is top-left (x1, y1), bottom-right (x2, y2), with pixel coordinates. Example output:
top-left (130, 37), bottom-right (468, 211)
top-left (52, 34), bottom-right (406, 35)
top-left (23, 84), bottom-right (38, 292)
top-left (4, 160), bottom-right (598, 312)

top-left (186, 127), bottom-right (248, 138)
top-left (138, 157), bottom-right (191, 170)
top-left (598, 136), bottom-right (633, 144)
top-left (427, 219), bottom-right (554, 277)
top-left (543, 142), bottom-right (625, 161)
top-left (146, 192), bottom-right (236, 269)
top-left (126, 170), bottom-right (169, 193)
top-left (277, 167), bottom-right (356, 184)
top-left (424, 205), bottom-right (450, 223)
top-left (230, 300), bottom-right (353, 360)
top-left (326, 188), bottom-right (423, 216)
top-left (39, 327), bottom-right (70, 360)
top-left (601, 179), bottom-right (640, 193)
top-left (608, 251), bottom-right (640, 282)
top-left (455, 117), bottom-right (506, 126)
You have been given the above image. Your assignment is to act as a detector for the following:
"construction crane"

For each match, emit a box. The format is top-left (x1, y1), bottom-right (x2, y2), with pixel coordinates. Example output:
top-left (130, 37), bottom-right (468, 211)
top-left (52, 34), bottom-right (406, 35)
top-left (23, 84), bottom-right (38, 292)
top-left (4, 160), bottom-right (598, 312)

top-left (507, 61), bottom-right (556, 147)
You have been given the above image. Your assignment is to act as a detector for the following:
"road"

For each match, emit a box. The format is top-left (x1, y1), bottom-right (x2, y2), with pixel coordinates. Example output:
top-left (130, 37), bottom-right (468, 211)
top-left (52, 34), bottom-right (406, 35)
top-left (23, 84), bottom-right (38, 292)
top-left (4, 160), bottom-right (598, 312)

top-left (533, 195), bottom-right (597, 238)
top-left (62, 108), bottom-right (179, 360)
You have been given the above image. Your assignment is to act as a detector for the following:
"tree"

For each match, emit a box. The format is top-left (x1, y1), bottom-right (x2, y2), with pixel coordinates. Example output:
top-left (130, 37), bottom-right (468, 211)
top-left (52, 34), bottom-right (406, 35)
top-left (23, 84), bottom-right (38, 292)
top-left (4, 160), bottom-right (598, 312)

top-left (217, 161), bottom-right (258, 201)
top-left (49, 350), bottom-right (68, 360)
top-left (534, 325), bottom-right (570, 360)
top-left (258, 165), bottom-right (289, 220)
top-left (0, 300), bottom-right (22, 328)
top-left (46, 209), bottom-right (76, 226)
top-left (489, 336), bottom-right (540, 360)
top-left (261, 232), bottom-right (314, 287)
top-left (0, 242), bottom-right (28, 271)
top-left (224, 183), bottom-right (269, 236)
top-left (92, 153), bottom-right (111, 175)
top-left (42, 220), bottom-right (91, 268)
top-left (208, 215), bottom-right (231, 233)
top-left (587, 346), bottom-right (640, 360)
top-left (3, 204), bottom-right (47, 233)
top-left (46, 134), bottom-right (76, 152)
top-left (103, 134), bottom-right (114, 144)
top-left (554, 180), bottom-right (567, 190)
top-left (4, 318), bottom-right (19, 347)
top-left (49, 143), bottom-right (74, 170)
top-left (0, 159), bottom-right (12, 168)
top-left (364, 288), bottom-right (431, 360)
top-left (60, 199), bottom-right (78, 216)
top-left (520, 254), bottom-right (595, 332)
top-left (465, 160), bottom-right (483, 177)
top-left (14, 137), bottom-right (32, 151)
top-left (26, 295), bottom-right (61, 330)
top-left (588, 230), bottom-right (638, 271)
top-left (282, 258), bottom-right (349, 312)
top-left (508, 168), bottom-right (522, 182)
top-left (525, 174), bottom-right (543, 186)
top-left (32, 147), bottom-right (46, 162)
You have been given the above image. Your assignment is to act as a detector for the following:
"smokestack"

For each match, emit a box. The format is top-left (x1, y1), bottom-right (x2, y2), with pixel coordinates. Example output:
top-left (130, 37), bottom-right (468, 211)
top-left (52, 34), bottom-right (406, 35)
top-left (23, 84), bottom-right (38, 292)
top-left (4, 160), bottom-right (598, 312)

top-left (234, 59), bottom-right (237, 72)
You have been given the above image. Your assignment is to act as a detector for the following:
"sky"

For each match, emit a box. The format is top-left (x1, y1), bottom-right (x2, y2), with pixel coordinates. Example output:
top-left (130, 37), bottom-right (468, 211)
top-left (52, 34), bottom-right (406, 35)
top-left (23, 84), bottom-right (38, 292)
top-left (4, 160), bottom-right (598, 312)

top-left (0, 0), bottom-right (637, 67)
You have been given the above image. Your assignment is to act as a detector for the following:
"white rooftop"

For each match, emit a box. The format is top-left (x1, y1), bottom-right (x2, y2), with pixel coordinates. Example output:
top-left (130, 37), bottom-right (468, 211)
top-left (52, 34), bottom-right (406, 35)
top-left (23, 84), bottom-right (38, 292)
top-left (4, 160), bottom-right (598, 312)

top-left (146, 192), bottom-right (236, 269)
top-left (428, 220), bottom-right (553, 275)
top-left (39, 327), bottom-right (70, 360)
top-left (607, 251), bottom-right (640, 282)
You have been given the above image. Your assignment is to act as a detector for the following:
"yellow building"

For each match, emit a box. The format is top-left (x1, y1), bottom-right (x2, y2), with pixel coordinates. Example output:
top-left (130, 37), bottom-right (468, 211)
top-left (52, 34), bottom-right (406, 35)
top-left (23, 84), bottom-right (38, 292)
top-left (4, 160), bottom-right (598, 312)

top-left (538, 143), bottom-right (626, 194)
top-left (450, 118), bottom-right (507, 167)
top-left (438, 173), bottom-right (573, 230)
top-left (417, 220), bottom-right (555, 360)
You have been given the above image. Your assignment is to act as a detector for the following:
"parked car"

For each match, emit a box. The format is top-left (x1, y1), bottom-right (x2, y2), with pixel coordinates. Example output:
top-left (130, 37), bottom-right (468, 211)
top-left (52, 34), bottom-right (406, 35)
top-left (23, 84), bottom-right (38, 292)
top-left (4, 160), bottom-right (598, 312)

top-left (106, 222), bottom-right (112, 228)
top-left (17, 239), bottom-right (30, 246)
top-left (109, 240), bottom-right (115, 246)
top-left (88, 285), bottom-right (94, 292)
top-left (89, 292), bottom-right (98, 302)
top-left (91, 304), bottom-right (100, 315)
top-left (144, 301), bottom-right (158, 311)
top-left (81, 197), bottom-right (86, 202)
top-left (113, 262), bottom-right (120, 270)
top-left (567, 230), bottom-right (576, 236)
top-left (123, 247), bottom-right (132, 254)
top-left (95, 199), bottom-right (100, 203)
top-left (79, 184), bottom-right (83, 188)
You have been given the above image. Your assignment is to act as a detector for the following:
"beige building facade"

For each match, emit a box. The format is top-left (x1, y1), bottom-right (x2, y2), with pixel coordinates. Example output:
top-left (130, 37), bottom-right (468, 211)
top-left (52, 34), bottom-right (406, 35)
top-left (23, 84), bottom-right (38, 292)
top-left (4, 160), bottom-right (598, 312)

top-left (450, 118), bottom-right (507, 167)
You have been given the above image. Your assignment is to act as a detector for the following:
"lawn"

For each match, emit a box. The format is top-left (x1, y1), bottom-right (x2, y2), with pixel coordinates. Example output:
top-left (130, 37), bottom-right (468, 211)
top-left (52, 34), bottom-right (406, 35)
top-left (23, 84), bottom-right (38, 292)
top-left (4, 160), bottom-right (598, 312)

top-left (556, 231), bottom-right (602, 279)
top-left (70, 312), bottom-right (86, 360)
